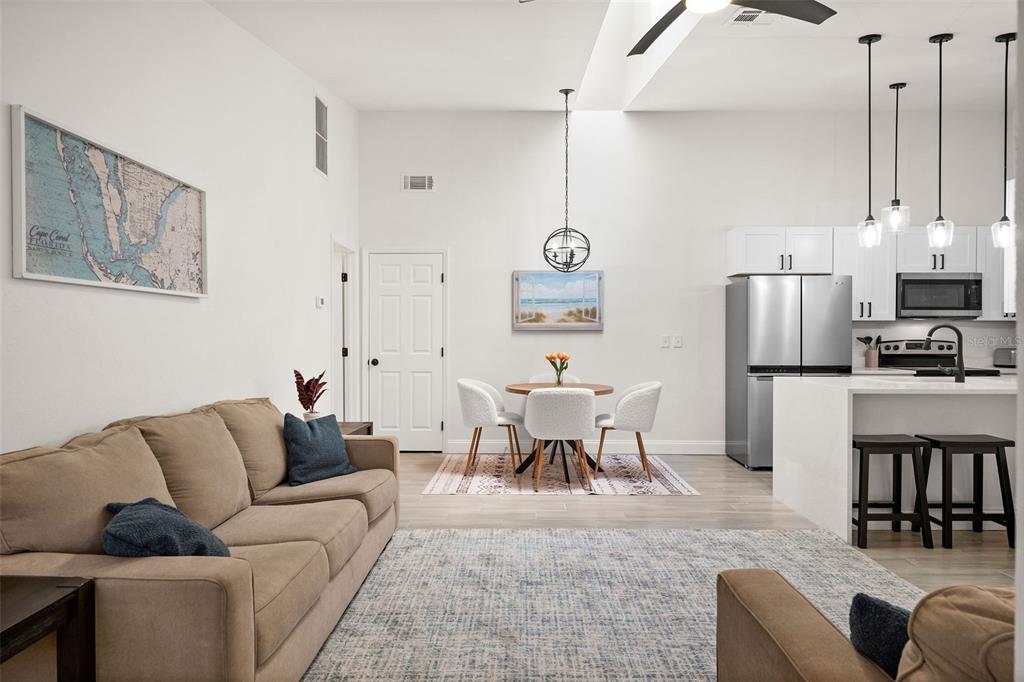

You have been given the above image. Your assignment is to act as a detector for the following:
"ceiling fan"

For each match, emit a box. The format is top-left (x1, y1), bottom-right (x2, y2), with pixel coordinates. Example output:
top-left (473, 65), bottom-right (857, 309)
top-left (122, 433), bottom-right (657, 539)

top-left (627, 0), bottom-right (838, 56)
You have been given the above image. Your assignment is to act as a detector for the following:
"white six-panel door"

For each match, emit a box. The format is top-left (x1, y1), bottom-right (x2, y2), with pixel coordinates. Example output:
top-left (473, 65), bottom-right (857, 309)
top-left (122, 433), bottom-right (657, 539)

top-left (366, 252), bottom-right (444, 451)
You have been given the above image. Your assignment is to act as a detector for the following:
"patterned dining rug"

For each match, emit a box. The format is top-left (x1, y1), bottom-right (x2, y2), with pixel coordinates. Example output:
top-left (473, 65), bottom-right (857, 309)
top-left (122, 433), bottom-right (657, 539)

top-left (421, 453), bottom-right (699, 495)
top-left (302, 528), bottom-right (924, 681)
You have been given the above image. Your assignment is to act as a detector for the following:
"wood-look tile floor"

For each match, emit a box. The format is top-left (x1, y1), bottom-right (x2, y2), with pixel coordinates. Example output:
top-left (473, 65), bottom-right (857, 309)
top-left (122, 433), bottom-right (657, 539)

top-left (398, 452), bottom-right (1015, 592)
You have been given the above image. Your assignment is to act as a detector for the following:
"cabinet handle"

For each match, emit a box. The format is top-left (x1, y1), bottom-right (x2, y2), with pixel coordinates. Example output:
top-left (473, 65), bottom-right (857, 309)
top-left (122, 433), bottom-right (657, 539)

top-left (867, 302), bottom-right (872, 318)
top-left (940, 253), bottom-right (945, 270)
top-left (931, 254), bottom-right (937, 270)
top-left (859, 302), bottom-right (864, 318)
top-left (787, 254), bottom-right (793, 270)
top-left (779, 254), bottom-right (785, 271)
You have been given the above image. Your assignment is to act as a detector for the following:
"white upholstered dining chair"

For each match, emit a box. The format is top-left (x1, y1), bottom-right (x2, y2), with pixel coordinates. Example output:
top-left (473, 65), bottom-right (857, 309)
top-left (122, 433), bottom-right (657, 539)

top-left (594, 381), bottom-right (662, 481)
top-left (456, 379), bottom-right (524, 476)
top-left (528, 372), bottom-right (582, 384)
top-left (523, 388), bottom-right (595, 492)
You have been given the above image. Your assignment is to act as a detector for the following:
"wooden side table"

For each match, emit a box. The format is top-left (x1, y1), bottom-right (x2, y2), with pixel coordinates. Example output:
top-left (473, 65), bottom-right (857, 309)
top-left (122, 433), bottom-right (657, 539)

top-left (340, 421), bottom-right (373, 436)
top-left (1, 576), bottom-right (95, 681)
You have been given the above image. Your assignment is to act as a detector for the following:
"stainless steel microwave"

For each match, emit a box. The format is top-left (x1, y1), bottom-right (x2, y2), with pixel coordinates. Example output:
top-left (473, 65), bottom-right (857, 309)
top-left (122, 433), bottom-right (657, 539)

top-left (896, 272), bottom-right (982, 318)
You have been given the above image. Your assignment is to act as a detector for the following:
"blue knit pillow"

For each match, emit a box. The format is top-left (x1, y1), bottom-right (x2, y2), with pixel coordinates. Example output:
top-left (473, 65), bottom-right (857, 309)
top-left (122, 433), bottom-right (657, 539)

top-left (283, 413), bottom-right (357, 486)
top-left (102, 498), bottom-right (229, 557)
top-left (849, 593), bottom-right (911, 678)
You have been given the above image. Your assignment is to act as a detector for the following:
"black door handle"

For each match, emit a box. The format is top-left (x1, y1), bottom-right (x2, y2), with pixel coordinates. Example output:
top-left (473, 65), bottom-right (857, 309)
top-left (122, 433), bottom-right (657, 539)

top-left (940, 253), bottom-right (945, 270)
top-left (931, 254), bottom-right (937, 270)
top-left (859, 302), bottom-right (864, 318)
top-left (370, 358), bottom-right (380, 367)
top-left (868, 301), bottom-right (872, 318)
top-left (779, 254), bottom-right (785, 271)
top-left (787, 254), bottom-right (793, 270)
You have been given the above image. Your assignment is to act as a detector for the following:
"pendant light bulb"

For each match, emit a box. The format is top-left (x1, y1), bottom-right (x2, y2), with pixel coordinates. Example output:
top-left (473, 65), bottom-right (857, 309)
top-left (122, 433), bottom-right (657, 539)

top-left (881, 82), bottom-right (910, 231)
top-left (992, 33), bottom-right (1017, 248)
top-left (857, 218), bottom-right (883, 248)
top-left (928, 33), bottom-right (955, 248)
top-left (685, 0), bottom-right (732, 15)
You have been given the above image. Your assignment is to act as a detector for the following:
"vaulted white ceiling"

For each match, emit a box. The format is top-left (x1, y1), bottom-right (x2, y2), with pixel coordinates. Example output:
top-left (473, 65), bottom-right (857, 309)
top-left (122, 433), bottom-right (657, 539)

top-left (213, 0), bottom-right (1017, 111)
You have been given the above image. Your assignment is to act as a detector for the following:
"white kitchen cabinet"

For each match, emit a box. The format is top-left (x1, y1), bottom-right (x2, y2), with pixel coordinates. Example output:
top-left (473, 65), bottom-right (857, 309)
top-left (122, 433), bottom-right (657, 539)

top-left (833, 227), bottom-right (897, 321)
top-left (896, 226), bottom-right (977, 273)
top-left (976, 226), bottom-right (1017, 320)
top-left (726, 227), bottom-right (833, 275)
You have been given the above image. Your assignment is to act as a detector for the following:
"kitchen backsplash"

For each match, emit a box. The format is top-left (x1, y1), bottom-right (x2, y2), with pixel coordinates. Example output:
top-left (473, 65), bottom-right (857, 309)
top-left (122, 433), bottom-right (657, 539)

top-left (851, 320), bottom-right (1019, 370)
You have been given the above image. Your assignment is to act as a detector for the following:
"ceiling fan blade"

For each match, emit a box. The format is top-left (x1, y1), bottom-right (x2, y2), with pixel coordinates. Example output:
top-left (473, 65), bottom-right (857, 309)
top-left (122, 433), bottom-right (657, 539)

top-left (734, 0), bottom-right (836, 25)
top-left (628, 0), bottom-right (687, 56)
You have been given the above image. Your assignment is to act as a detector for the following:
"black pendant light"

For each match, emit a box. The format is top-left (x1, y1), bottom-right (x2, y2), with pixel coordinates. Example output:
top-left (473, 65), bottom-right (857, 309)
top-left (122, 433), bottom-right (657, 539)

top-left (880, 83), bottom-right (910, 231)
top-left (926, 33), bottom-right (955, 248)
top-left (857, 34), bottom-right (882, 248)
top-left (991, 33), bottom-right (1017, 249)
top-left (543, 89), bottom-right (591, 273)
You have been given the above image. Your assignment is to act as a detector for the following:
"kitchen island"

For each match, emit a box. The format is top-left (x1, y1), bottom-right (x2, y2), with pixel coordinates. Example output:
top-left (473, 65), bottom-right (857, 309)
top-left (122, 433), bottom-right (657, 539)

top-left (773, 375), bottom-right (1017, 542)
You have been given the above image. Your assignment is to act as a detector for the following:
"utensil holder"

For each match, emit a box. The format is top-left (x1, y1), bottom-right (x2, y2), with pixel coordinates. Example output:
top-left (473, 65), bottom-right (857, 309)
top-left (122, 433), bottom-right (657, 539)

top-left (864, 349), bottom-right (879, 369)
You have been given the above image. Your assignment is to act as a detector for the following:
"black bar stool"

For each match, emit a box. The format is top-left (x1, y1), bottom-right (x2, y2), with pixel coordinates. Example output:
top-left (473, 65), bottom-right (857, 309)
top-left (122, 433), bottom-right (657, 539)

top-left (914, 434), bottom-right (1015, 549)
top-left (852, 434), bottom-right (933, 549)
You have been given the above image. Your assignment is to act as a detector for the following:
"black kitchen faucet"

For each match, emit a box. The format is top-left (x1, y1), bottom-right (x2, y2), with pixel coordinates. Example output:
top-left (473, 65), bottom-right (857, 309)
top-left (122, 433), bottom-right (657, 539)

top-left (925, 324), bottom-right (966, 383)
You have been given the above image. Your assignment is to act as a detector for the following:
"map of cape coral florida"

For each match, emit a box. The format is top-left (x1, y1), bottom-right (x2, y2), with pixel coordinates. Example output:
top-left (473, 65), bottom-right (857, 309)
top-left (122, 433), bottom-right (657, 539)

top-left (22, 114), bottom-right (205, 295)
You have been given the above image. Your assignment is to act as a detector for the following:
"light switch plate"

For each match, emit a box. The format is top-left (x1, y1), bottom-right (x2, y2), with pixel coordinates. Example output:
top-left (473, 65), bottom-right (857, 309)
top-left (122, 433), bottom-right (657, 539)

top-left (660, 335), bottom-right (671, 348)
top-left (315, 295), bottom-right (327, 309)
top-left (672, 335), bottom-right (683, 348)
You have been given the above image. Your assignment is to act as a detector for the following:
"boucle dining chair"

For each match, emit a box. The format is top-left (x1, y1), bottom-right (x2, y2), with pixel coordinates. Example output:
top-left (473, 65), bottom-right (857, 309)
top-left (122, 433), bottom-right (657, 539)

top-left (523, 388), bottom-right (595, 492)
top-left (456, 379), bottom-right (523, 476)
top-left (594, 381), bottom-right (662, 481)
top-left (528, 372), bottom-right (582, 384)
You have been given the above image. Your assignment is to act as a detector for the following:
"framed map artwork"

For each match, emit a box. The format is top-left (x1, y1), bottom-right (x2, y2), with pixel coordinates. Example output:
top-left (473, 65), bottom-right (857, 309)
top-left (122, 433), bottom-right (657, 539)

top-left (11, 105), bottom-right (207, 297)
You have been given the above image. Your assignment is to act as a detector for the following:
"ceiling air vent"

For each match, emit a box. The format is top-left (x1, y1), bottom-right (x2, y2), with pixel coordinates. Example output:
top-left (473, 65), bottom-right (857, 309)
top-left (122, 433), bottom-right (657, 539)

top-left (402, 174), bottom-right (435, 192)
top-left (727, 8), bottom-right (775, 25)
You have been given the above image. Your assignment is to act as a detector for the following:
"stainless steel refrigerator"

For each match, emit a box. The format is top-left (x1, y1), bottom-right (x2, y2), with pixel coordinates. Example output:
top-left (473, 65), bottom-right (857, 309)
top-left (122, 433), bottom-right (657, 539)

top-left (726, 276), bottom-right (852, 469)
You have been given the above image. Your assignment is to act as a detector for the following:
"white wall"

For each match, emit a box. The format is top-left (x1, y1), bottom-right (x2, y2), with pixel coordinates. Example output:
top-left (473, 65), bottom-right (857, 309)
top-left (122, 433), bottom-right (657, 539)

top-left (359, 108), bottom-right (1008, 453)
top-left (1, 2), bottom-right (359, 450)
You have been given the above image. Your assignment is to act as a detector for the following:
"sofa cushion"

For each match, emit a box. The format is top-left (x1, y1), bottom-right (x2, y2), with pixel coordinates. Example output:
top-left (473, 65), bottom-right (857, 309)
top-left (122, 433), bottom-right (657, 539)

top-left (209, 398), bottom-right (288, 498)
top-left (212, 501), bottom-right (366, 577)
top-left (897, 585), bottom-right (1013, 681)
top-left (103, 497), bottom-right (230, 557)
top-left (0, 427), bottom-right (174, 555)
top-left (110, 409), bottom-right (251, 529)
top-left (255, 469), bottom-right (398, 523)
top-left (283, 414), bottom-right (357, 485)
top-left (229, 541), bottom-right (328, 665)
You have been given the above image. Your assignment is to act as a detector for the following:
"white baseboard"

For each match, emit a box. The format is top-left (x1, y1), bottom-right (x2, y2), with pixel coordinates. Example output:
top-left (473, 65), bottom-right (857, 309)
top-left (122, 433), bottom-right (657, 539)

top-left (442, 438), bottom-right (726, 456)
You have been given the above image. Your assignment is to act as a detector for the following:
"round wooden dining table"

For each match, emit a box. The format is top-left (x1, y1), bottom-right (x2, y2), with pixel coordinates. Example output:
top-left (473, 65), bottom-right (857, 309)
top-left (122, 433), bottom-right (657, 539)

top-left (504, 382), bottom-right (614, 396)
top-left (504, 382), bottom-right (614, 476)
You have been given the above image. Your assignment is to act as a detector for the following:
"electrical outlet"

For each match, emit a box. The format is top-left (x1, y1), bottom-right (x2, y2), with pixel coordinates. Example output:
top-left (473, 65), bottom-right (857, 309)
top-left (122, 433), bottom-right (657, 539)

top-left (660, 335), bottom-right (671, 348)
top-left (672, 335), bottom-right (683, 348)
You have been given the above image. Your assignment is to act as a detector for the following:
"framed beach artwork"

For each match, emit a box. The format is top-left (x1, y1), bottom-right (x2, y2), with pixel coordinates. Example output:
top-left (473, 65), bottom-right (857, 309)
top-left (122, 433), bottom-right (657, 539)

top-left (512, 270), bottom-right (603, 331)
top-left (11, 105), bottom-right (207, 297)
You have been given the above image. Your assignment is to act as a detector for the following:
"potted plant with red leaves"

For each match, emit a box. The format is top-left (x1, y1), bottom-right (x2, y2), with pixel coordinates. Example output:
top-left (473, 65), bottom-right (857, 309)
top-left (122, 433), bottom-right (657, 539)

top-left (294, 370), bottom-right (328, 420)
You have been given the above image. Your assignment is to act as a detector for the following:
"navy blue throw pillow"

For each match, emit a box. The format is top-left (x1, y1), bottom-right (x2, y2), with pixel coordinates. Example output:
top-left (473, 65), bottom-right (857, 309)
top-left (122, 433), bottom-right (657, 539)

top-left (849, 593), bottom-right (911, 678)
top-left (283, 413), bottom-right (357, 486)
top-left (102, 498), bottom-right (229, 558)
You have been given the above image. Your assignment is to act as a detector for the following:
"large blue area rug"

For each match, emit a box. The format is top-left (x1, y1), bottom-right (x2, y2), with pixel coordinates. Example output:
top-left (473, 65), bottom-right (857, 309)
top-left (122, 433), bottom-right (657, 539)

top-left (303, 528), bottom-right (923, 681)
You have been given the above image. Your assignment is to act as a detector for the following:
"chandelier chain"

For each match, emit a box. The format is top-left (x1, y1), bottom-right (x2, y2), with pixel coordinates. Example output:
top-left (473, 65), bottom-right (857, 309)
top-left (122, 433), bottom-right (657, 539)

top-left (564, 90), bottom-right (570, 231)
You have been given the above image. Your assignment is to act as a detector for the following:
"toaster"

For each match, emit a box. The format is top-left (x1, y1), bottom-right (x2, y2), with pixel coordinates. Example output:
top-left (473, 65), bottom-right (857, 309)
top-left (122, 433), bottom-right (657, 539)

top-left (993, 347), bottom-right (1017, 368)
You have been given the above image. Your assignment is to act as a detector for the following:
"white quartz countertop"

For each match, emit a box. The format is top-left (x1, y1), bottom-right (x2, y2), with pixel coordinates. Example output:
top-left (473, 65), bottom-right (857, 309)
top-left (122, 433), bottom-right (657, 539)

top-left (776, 374), bottom-right (1018, 395)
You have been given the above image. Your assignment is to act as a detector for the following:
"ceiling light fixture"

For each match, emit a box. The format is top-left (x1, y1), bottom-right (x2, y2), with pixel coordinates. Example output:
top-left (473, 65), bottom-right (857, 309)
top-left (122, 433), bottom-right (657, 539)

top-left (857, 34), bottom-right (882, 248)
top-left (880, 83), bottom-right (910, 231)
top-left (543, 89), bottom-right (591, 273)
top-left (992, 32), bottom-right (1017, 249)
top-left (926, 33), bottom-right (955, 249)
top-left (685, 0), bottom-right (732, 15)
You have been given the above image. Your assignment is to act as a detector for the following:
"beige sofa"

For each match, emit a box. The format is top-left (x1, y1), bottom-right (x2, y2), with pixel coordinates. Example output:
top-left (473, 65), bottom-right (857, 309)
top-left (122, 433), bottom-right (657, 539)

top-left (0, 398), bottom-right (399, 682)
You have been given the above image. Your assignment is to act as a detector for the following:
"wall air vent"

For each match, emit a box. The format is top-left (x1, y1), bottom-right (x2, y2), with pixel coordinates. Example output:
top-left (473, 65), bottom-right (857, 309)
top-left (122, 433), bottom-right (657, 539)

top-left (727, 8), bottom-right (775, 25)
top-left (402, 175), bottom-right (435, 192)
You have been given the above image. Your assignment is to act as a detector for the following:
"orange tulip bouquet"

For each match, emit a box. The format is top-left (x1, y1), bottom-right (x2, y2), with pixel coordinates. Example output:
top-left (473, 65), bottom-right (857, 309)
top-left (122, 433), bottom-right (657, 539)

top-left (545, 352), bottom-right (571, 386)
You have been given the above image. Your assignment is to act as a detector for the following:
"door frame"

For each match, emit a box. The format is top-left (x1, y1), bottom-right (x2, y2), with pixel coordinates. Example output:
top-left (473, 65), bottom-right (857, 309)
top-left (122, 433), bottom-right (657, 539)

top-left (360, 248), bottom-right (448, 452)
top-left (331, 238), bottom-right (358, 420)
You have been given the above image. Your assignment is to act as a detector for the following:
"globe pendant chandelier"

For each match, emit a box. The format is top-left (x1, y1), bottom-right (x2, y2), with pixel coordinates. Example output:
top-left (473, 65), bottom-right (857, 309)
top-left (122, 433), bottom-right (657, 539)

top-left (543, 88), bottom-right (591, 273)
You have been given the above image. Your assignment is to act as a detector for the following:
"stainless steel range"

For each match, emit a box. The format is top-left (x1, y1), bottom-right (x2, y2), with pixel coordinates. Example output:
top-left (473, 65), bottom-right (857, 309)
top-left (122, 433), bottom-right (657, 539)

top-left (878, 339), bottom-right (1001, 376)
